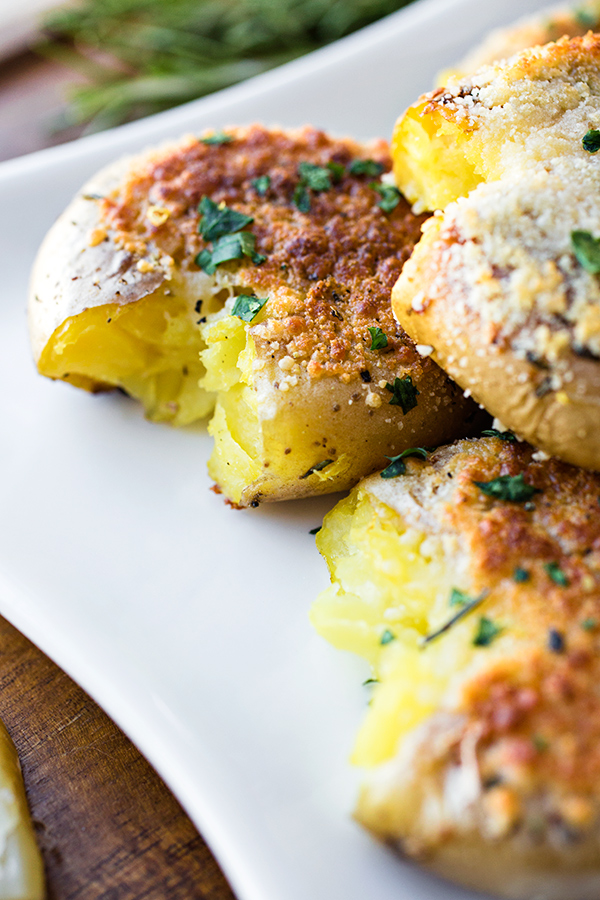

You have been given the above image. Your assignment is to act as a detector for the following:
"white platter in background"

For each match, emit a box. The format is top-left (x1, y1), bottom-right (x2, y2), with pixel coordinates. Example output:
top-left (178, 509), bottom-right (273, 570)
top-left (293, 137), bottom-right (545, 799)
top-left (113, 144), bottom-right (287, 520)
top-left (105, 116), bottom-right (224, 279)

top-left (0, 1), bottom-right (557, 898)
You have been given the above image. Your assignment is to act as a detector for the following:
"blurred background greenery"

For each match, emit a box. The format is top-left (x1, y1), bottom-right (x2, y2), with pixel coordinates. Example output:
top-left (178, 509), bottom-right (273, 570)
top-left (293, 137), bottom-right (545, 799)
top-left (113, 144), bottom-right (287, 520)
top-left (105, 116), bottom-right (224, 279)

top-left (36, 0), bottom-right (414, 134)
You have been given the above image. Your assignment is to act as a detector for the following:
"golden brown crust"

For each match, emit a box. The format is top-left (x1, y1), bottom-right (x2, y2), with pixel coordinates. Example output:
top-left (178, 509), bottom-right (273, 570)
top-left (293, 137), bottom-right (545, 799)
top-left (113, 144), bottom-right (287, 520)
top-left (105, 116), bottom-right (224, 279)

top-left (101, 124), bottom-right (431, 386)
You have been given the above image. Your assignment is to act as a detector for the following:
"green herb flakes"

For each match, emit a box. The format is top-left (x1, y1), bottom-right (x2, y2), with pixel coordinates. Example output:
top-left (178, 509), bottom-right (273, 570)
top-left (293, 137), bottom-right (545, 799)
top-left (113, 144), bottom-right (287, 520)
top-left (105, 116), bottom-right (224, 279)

top-left (380, 629), bottom-right (395, 645)
top-left (349, 159), bottom-right (385, 177)
top-left (532, 734), bottom-right (549, 752)
top-left (327, 161), bottom-right (345, 183)
top-left (368, 326), bottom-right (388, 350)
top-left (385, 376), bottom-right (419, 414)
top-left (363, 677), bottom-right (379, 686)
top-left (292, 183), bottom-right (311, 213)
top-left (583, 129), bottom-right (600, 153)
top-left (300, 459), bottom-right (333, 479)
top-left (298, 162), bottom-right (332, 191)
top-left (473, 473), bottom-right (541, 503)
top-left (370, 182), bottom-right (401, 213)
top-left (200, 132), bottom-right (233, 145)
top-left (582, 618), bottom-right (598, 631)
top-left (572, 230), bottom-right (600, 274)
top-left (380, 447), bottom-right (428, 479)
top-left (545, 562), bottom-right (570, 587)
top-left (197, 231), bottom-right (266, 273)
top-left (513, 567), bottom-right (530, 583)
top-left (473, 616), bottom-right (502, 647)
top-left (198, 196), bottom-right (253, 241)
top-left (481, 429), bottom-right (517, 442)
top-left (251, 175), bottom-right (271, 195)
top-left (231, 294), bottom-right (267, 323)
top-left (293, 162), bottom-right (336, 211)
top-left (449, 588), bottom-right (471, 607)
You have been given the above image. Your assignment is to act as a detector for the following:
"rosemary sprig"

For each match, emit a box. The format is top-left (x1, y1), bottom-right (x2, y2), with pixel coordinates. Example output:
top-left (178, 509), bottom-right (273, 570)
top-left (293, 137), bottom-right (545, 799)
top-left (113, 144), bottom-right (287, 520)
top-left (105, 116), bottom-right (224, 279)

top-left (36, 0), bottom-right (414, 133)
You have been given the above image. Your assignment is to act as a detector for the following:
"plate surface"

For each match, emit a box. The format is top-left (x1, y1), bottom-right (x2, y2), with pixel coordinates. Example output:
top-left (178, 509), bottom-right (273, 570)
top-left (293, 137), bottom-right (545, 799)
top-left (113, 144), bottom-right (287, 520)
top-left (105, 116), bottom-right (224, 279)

top-left (0, 1), bottom-right (556, 898)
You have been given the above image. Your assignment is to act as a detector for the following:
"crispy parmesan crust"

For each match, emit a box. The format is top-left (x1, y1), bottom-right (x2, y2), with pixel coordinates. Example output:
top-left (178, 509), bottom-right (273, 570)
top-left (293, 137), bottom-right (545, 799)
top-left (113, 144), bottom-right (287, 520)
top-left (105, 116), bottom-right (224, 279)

top-left (101, 124), bottom-right (430, 384)
top-left (392, 191), bottom-right (600, 470)
top-left (357, 437), bottom-right (600, 897)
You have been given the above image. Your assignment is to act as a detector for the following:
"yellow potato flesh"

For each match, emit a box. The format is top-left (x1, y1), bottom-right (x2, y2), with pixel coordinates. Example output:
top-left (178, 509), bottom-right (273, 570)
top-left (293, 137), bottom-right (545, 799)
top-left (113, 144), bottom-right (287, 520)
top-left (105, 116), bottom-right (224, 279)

top-left (311, 487), bottom-right (505, 767)
top-left (38, 287), bottom-right (212, 426)
top-left (392, 100), bottom-right (492, 211)
top-left (200, 311), bottom-right (352, 504)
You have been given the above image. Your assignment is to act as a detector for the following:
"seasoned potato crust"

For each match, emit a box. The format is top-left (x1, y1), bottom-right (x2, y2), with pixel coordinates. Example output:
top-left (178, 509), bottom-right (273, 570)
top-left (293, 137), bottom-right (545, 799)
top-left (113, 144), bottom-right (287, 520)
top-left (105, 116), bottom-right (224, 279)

top-left (312, 435), bottom-right (600, 898)
top-left (30, 124), bottom-right (482, 503)
top-left (102, 124), bottom-right (427, 383)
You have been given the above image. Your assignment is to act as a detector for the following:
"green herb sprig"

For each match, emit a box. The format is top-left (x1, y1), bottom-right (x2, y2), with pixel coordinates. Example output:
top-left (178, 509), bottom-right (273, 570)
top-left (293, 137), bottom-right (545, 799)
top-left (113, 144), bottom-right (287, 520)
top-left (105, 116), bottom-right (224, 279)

top-left (473, 474), bottom-right (541, 504)
top-left (38, 0), bottom-right (414, 134)
top-left (380, 447), bottom-right (428, 479)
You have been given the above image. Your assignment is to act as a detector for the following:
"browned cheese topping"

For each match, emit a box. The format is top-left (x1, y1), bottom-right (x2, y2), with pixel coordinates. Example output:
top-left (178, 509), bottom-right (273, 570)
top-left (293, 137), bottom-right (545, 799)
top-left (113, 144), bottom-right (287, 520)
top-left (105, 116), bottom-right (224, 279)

top-left (101, 125), bottom-right (430, 382)
top-left (439, 438), bottom-right (600, 809)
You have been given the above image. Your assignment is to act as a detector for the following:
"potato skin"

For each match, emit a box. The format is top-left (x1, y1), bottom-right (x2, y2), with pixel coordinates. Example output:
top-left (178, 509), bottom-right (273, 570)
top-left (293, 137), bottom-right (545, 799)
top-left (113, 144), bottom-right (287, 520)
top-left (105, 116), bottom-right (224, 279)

top-left (229, 351), bottom-right (484, 506)
top-left (28, 157), bottom-right (165, 377)
top-left (392, 215), bottom-right (600, 470)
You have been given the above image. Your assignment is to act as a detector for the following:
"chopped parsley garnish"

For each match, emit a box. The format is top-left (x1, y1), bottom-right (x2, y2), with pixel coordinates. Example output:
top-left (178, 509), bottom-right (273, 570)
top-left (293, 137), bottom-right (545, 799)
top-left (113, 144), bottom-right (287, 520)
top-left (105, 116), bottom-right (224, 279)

top-left (513, 567), bottom-right (530, 583)
top-left (473, 474), bottom-right (541, 503)
top-left (583, 129), bottom-right (600, 153)
top-left (571, 230), bottom-right (600, 274)
top-left (292, 161), bottom-right (336, 210)
top-left (198, 196), bottom-right (253, 241)
top-left (380, 447), bottom-right (428, 479)
top-left (200, 132), bottom-right (233, 145)
top-left (368, 326), bottom-right (388, 350)
top-left (309, 526), bottom-right (321, 535)
top-left (582, 618), bottom-right (598, 631)
top-left (300, 459), bottom-right (333, 479)
top-left (298, 161), bottom-right (332, 190)
top-left (548, 628), bottom-right (565, 653)
top-left (197, 231), bottom-right (266, 274)
top-left (293, 183), bottom-right (311, 212)
top-left (349, 159), bottom-right (385, 177)
top-left (473, 616), bottom-right (502, 647)
top-left (532, 734), bottom-right (549, 752)
top-left (370, 182), bottom-right (401, 213)
top-left (363, 677), bottom-right (379, 686)
top-left (380, 629), bottom-right (396, 645)
top-left (231, 294), bottom-right (268, 323)
top-left (326, 161), bottom-right (345, 183)
top-left (385, 376), bottom-right (419, 414)
top-left (544, 562), bottom-right (570, 587)
top-left (449, 588), bottom-right (472, 607)
top-left (422, 591), bottom-right (488, 645)
top-left (251, 175), bottom-right (271, 195)
top-left (481, 429), bottom-right (517, 442)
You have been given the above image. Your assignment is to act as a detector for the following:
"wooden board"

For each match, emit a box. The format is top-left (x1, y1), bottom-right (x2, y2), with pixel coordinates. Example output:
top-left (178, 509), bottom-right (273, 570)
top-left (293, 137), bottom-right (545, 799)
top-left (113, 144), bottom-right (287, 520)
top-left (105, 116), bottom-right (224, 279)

top-left (0, 614), bottom-right (237, 899)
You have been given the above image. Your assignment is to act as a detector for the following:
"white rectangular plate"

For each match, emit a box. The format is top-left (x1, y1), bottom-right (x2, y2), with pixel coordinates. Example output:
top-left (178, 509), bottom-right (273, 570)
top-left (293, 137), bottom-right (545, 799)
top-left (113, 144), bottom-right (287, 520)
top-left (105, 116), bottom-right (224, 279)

top-left (0, 1), bottom-right (556, 897)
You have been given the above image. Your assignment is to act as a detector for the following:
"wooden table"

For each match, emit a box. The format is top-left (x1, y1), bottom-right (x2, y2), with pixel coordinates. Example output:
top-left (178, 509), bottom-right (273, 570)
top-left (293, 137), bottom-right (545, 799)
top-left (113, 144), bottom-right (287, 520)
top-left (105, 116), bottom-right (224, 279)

top-left (0, 50), bottom-right (237, 900)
